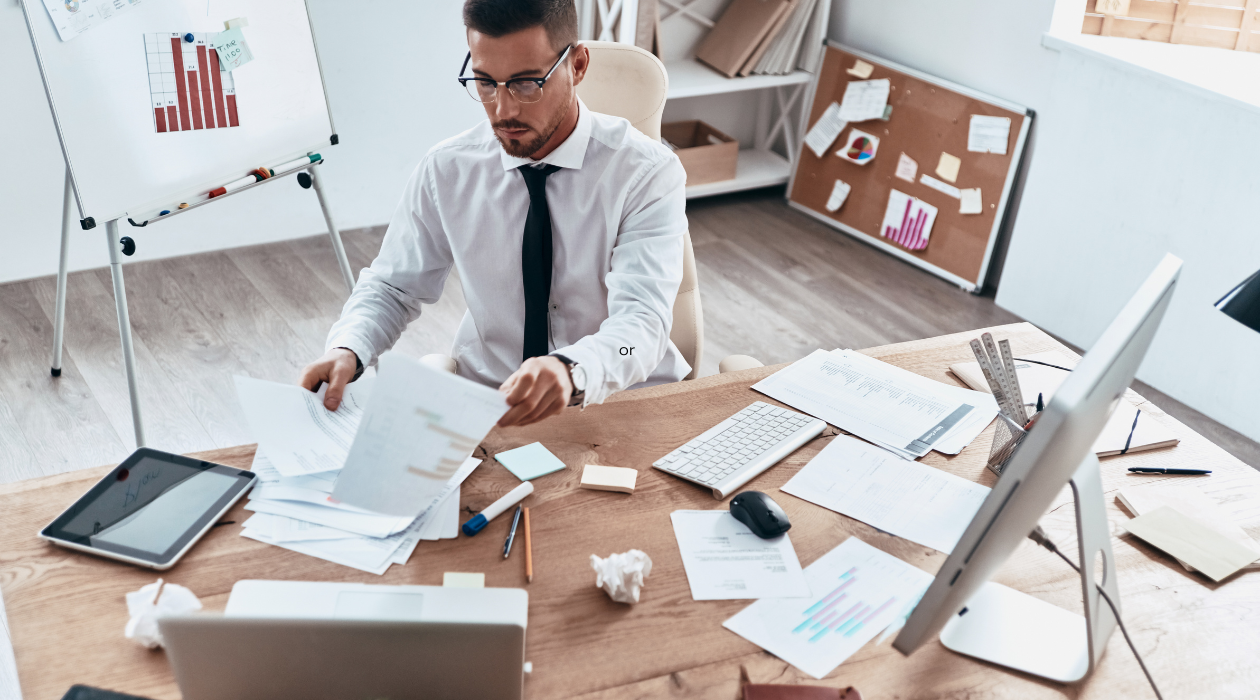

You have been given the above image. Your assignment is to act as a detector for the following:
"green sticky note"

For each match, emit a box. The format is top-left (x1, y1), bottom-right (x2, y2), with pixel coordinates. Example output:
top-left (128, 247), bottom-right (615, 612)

top-left (213, 28), bottom-right (254, 71)
top-left (495, 442), bottom-right (566, 481)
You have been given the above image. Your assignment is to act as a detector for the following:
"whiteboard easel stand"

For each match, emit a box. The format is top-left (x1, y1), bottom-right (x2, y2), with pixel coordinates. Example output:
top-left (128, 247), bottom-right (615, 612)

top-left (46, 159), bottom-right (354, 449)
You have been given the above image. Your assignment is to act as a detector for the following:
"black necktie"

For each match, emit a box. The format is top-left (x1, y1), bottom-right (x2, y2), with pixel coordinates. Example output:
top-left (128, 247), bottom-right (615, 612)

top-left (518, 164), bottom-right (561, 361)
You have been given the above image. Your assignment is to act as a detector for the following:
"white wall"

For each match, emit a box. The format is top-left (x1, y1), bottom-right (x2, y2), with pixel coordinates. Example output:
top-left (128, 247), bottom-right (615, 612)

top-left (997, 49), bottom-right (1260, 441)
top-left (829, 0), bottom-right (1260, 441)
top-left (0, 0), bottom-right (484, 284)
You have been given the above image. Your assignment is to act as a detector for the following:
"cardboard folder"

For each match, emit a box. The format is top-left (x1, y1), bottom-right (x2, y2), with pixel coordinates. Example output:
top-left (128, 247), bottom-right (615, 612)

top-left (695, 0), bottom-right (794, 78)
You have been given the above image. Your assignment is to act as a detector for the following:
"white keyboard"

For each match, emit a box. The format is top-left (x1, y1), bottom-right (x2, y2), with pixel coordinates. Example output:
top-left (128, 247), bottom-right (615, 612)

top-left (652, 401), bottom-right (826, 499)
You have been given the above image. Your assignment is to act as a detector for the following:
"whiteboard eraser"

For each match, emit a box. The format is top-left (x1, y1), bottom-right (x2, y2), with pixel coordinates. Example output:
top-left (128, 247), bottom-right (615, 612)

top-left (580, 465), bottom-right (637, 494)
top-left (443, 572), bottom-right (485, 588)
top-left (224, 17), bottom-right (249, 29)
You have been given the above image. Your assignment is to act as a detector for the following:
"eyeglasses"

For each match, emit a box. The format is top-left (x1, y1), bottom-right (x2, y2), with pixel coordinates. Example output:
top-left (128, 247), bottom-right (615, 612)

top-left (458, 45), bottom-right (572, 104)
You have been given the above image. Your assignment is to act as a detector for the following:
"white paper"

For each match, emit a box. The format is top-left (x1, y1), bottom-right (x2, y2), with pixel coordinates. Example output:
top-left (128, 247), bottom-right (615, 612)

top-left (828, 351), bottom-right (996, 456)
top-left (242, 529), bottom-right (401, 576)
top-left (782, 436), bottom-right (990, 553)
top-left (242, 513), bottom-right (360, 543)
top-left (918, 174), bottom-right (961, 199)
top-left (333, 353), bottom-right (508, 517)
top-left (753, 350), bottom-right (970, 460)
top-left (837, 79), bottom-right (890, 123)
top-left (124, 579), bottom-right (201, 649)
top-left (960, 188), bottom-right (983, 214)
top-left (723, 537), bottom-right (933, 679)
top-left (968, 115), bottom-right (1011, 154)
top-left (894, 153), bottom-right (918, 182)
top-left (824, 180), bottom-right (851, 213)
top-left (41, 0), bottom-right (145, 41)
top-left (804, 103), bottom-right (847, 159)
top-left (879, 190), bottom-right (937, 252)
top-left (670, 511), bottom-right (810, 600)
top-left (244, 499), bottom-right (412, 539)
top-left (234, 376), bottom-right (374, 477)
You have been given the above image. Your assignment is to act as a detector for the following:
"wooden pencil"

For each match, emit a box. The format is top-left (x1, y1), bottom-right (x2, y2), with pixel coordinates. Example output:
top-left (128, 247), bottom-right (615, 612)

top-left (523, 506), bottom-right (533, 583)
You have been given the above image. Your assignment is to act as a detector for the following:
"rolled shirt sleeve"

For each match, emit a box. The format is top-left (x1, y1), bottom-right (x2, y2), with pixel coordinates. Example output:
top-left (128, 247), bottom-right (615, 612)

top-left (553, 155), bottom-right (688, 405)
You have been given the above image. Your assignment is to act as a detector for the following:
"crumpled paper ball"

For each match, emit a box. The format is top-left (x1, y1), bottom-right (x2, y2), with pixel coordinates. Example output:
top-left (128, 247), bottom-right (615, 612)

top-left (590, 549), bottom-right (653, 604)
top-left (124, 578), bottom-right (202, 649)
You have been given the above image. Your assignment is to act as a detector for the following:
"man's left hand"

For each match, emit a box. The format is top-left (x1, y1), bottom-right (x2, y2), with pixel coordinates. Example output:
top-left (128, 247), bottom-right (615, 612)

top-left (498, 356), bottom-right (574, 427)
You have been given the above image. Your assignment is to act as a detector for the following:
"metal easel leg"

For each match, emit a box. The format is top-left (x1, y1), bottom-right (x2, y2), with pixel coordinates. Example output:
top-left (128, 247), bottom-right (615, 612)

top-left (308, 165), bottom-right (355, 296)
top-left (51, 169), bottom-right (72, 377)
top-left (105, 220), bottom-right (145, 448)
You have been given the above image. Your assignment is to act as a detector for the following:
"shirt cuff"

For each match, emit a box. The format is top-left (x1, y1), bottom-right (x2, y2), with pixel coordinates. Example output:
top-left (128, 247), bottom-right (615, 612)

top-left (326, 334), bottom-right (375, 373)
top-left (551, 343), bottom-right (607, 407)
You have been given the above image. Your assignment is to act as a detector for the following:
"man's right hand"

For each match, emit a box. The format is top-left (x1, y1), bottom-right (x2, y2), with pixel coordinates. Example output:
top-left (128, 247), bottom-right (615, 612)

top-left (299, 348), bottom-right (360, 411)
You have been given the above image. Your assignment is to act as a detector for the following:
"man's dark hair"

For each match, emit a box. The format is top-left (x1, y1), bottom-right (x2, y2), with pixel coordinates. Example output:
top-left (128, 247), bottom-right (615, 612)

top-left (464, 0), bottom-right (578, 53)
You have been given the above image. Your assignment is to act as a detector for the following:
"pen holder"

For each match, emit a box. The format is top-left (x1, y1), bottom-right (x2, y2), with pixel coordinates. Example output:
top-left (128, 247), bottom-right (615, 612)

top-left (987, 413), bottom-right (1027, 476)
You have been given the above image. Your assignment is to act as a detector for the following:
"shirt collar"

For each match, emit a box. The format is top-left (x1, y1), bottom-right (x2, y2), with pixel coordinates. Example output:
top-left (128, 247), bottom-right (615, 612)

top-left (498, 98), bottom-right (592, 172)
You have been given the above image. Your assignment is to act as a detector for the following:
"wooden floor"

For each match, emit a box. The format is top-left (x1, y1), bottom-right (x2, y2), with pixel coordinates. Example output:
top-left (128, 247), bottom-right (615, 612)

top-left (1, 189), bottom-right (1255, 482)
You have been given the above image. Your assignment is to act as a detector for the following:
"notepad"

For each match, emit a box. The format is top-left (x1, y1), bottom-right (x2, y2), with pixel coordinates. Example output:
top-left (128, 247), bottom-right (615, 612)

top-left (1118, 482), bottom-right (1260, 573)
top-left (580, 465), bottom-right (638, 494)
top-left (1125, 506), bottom-right (1260, 582)
top-left (495, 442), bottom-right (566, 481)
top-left (443, 572), bottom-right (485, 588)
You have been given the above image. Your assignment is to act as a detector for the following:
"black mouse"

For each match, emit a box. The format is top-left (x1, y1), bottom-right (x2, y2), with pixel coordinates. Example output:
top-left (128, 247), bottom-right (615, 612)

top-left (729, 491), bottom-right (791, 539)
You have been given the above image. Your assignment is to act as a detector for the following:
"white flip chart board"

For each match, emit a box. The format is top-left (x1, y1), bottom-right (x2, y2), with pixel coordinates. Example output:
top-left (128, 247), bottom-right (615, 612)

top-left (20, 0), bottom-right (336, 227)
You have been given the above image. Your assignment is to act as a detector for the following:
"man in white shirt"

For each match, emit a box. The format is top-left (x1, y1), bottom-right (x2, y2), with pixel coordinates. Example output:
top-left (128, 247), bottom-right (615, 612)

top-left (299, 0), bottom-right (689, 426)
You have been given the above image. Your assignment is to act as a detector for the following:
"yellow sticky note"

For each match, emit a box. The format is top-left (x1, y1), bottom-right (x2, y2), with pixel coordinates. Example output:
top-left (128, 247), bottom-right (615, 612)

top-left (846, 60), bottom-right (874, 79)
top-left (580, 465), bottom-right (638, 494)
top-left (443, 572), bottom-right (486, 588)
top-left (936, 153), bottom-right (961, 183)
top-left (1125, 506), bottom-right (1260, 582)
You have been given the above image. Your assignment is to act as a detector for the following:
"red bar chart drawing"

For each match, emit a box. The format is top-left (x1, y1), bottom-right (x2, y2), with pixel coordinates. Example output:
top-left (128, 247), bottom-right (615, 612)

top-left (880, 189), bottom-right (937, 252)
top-left (145, 32), bottom-right (240, 134)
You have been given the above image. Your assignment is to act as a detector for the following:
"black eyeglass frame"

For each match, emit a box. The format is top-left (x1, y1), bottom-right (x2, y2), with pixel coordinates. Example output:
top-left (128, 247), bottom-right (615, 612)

top-left (458, 45), bottom-right (574, 103)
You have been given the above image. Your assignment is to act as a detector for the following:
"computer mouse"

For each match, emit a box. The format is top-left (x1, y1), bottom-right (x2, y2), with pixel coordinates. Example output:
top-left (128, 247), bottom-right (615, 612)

top-left (729, 491), bottom-right (791, 539)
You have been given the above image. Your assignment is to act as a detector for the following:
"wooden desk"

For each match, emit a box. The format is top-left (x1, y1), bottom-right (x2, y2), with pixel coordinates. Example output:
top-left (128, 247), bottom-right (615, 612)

top-left (2, 323), bottom-right (1257, 700)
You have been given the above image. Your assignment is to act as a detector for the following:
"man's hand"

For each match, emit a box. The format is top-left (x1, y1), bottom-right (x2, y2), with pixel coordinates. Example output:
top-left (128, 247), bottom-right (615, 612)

top-left (498, 356), bottom-right (573, 427)
top-left (298, 348), bottom-right (359, 411)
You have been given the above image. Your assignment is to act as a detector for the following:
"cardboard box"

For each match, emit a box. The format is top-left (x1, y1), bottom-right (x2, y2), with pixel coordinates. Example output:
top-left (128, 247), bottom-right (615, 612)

top-left (662, 121), bottom-right (738, 186)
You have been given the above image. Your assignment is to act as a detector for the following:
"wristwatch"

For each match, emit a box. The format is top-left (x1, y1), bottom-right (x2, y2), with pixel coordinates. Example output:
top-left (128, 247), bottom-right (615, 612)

top-left (551, 353), bottom-right (587, 407)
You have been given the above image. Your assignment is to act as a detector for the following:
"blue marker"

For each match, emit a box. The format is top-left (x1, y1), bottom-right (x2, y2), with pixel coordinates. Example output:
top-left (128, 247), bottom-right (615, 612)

top-left (159, 210), bottom-right (171, 216)
top-left (462, 481), bottom-right (533, 536)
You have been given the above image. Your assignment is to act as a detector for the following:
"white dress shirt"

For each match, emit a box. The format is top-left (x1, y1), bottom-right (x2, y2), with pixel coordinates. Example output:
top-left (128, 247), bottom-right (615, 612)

top-left (326, 100), bottom-right (690, 405)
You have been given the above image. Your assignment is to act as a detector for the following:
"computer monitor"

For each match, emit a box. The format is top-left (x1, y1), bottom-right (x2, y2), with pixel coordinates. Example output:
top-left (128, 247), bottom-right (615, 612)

top-left (893, 253), bottom-right (1182, 683)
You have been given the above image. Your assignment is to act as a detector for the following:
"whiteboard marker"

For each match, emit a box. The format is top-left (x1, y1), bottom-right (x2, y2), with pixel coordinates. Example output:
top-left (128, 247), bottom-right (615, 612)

top-left (462, 481), bottom-right (533, 536)
top-left (209, 173), bottom-right (260, 198)
top-left (271, 153), bottom-right (321, 176)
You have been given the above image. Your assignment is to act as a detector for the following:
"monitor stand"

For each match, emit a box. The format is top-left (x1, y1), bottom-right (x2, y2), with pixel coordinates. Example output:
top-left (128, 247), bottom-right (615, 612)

top-left (938, 453), bottom-right (1119, 683)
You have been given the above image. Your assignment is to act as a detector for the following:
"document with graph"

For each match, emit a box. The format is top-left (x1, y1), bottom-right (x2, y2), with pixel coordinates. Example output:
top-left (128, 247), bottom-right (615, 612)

top-left (332, 352), bottom-right (509, 517)
top-left (752, 349), bottom-right (974, 459)
top-left (723, 537), bottom-right (933, 679)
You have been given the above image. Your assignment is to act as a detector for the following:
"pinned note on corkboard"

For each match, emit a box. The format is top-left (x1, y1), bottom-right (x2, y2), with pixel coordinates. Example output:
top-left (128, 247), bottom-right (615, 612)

top-left (788, 43), bottom-right (1032, 292)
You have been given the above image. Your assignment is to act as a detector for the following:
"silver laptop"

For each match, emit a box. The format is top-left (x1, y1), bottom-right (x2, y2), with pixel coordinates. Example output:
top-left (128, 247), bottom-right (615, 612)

top-left (159, 580), bottom-right (528, 700)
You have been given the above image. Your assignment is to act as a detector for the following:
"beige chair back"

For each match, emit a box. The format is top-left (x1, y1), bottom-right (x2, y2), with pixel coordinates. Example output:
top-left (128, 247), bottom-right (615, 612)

top-left (577, 41), bottom-right (703, 380)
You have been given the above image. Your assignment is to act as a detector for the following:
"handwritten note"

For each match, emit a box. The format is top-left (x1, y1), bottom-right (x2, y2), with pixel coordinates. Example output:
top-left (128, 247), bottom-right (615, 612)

top-left (213, 28), bottom-right (254, 71)
top-left (968, 115), bottom-right (1011, 155)
top-left (838, 79), bottom-right (890, 123)
top-left (894, 153), bottom-right (917, 182)
top-left (804, 103), bottom-right (847, 159)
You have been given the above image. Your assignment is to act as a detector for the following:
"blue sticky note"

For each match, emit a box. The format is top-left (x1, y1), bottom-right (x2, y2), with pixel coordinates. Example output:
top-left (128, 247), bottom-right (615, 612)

top-left (495, 442), bottom-right (566, 481)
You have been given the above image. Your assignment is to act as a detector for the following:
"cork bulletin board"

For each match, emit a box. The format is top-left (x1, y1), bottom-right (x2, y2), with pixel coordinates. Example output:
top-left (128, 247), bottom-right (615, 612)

top-left (787, 43), bottom-right (1031, 292)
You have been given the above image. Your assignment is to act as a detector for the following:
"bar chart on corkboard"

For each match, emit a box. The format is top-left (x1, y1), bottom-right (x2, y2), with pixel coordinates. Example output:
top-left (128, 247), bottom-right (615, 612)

top-left (788, 43), bottom-right (1031, 292)
top-left (145, 33), bottom-right (240, 134)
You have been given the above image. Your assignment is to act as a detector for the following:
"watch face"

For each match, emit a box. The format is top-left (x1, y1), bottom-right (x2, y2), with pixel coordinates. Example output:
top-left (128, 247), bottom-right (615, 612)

top-left (571, 364), bottom-right (587, 393)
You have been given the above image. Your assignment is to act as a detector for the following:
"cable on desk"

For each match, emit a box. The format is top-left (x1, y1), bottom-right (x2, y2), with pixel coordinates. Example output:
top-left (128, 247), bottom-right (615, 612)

top-left (1028, 527), bottom-right (1164, 700)
top-left (1012, 357), bottom-right (1074, 373)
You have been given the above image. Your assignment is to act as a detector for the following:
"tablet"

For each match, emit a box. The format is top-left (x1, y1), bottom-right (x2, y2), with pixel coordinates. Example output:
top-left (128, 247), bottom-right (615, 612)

top-left (40, 448), bottom-right (257, 570)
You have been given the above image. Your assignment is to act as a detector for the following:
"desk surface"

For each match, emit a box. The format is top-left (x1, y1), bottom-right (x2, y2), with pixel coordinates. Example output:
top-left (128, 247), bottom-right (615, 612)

top-left (2, 323), bottom-right (1258, 700)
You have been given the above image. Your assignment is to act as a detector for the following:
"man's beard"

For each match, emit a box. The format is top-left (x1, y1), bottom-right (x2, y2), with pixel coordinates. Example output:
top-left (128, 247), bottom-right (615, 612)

top-left (494, 112), bottom-right (564, 158)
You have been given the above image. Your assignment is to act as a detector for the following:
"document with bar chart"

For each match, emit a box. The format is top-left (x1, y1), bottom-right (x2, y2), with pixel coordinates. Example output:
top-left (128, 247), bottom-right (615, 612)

top-left (724, 537), bottom-right (932, 679)
top-left (880, 189), bottom-right (937, 252)
top-left (144, 32), bottom-right (240, 134)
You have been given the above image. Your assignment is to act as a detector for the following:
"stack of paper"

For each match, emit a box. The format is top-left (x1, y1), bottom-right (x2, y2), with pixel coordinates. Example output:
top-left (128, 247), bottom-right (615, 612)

top-left (753, 349), bottom-right (998, 460)
top-left (233, 371), bottom-right (488, 575)
top-left (749, 0), bottom-right (819, 76)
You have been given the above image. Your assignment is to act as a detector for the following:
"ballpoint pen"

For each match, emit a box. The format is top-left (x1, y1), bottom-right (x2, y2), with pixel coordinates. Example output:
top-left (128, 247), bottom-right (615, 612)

top-left (1127, 467), bottom-right (1211, 475)
top-left (503, 504), bottom-right (523, 559)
